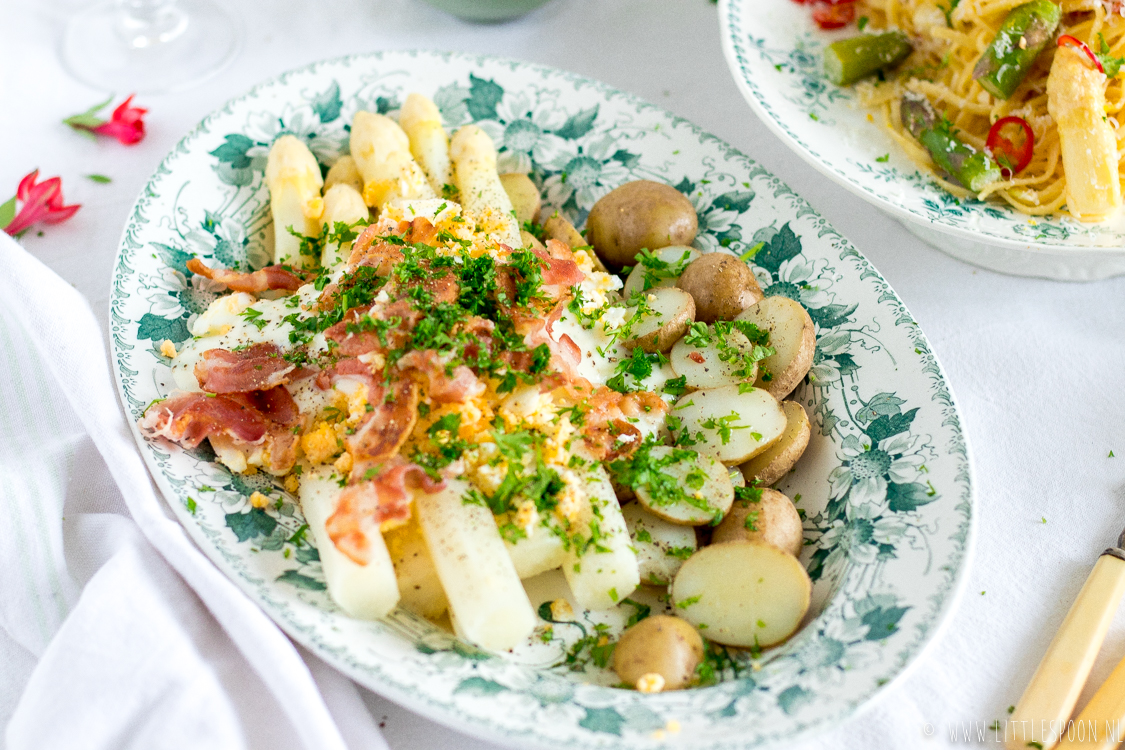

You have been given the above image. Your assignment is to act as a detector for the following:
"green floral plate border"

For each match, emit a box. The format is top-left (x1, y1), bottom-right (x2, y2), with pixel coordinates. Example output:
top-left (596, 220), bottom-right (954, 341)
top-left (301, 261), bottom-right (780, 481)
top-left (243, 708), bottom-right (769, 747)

top-left (109, 50), bottom-right (975, 748)
top-left (718, 0), bottom-right (1125, 280)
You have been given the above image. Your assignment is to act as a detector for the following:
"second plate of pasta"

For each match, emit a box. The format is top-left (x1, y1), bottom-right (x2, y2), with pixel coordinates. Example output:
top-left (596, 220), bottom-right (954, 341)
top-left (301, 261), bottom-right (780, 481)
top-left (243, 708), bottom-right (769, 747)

top-left (720, 0), bottom-right (1125, 279)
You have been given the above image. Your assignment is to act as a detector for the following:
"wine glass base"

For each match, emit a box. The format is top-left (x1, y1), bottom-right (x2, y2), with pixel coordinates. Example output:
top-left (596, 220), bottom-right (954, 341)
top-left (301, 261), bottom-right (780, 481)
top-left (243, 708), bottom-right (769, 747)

top-left (60, 0), bottom-right (243, 95)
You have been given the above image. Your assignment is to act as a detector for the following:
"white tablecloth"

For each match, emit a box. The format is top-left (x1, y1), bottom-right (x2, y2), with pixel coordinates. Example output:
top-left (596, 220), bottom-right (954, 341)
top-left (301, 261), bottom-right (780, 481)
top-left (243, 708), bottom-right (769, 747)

top-left (3, 1), bottom-right (1125, 747)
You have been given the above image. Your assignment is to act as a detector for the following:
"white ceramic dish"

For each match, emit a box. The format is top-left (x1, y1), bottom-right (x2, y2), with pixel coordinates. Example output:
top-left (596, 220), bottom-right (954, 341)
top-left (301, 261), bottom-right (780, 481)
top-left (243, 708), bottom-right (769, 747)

top-left (110, 50), bottom-right (974, 748)
top-left (718, 0), bottom-right (1125, 281)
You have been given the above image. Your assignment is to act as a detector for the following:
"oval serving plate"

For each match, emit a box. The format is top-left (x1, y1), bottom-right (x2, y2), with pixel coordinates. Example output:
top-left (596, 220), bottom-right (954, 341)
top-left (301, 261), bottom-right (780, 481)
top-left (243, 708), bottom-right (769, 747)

top-left (110, 50), bottom-right (973, 749)
top-left (719, 0), bottom-right (1125, 281)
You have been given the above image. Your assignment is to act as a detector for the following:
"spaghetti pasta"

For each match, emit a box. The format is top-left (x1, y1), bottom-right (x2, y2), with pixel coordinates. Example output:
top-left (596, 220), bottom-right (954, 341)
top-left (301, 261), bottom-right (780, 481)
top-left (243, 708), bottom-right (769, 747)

top-left (850, 0), bottom-right (1125, 218)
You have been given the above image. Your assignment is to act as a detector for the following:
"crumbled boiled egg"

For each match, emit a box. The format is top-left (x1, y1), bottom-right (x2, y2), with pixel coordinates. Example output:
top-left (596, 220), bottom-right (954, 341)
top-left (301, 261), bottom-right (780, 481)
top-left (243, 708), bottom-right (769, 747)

top-left (549, 598), bottom-right (574, 621)
top-left (635, 673), bottom-right (666, 694)
top-left (302, 422), bottom-right (341, 465)
top-left (249, 491), bottom-right (271, 509)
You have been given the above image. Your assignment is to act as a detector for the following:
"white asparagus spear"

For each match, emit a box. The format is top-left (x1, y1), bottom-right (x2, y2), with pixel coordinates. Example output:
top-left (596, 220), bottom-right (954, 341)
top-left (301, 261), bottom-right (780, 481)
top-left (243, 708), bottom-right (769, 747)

top-left (324, 155), bottom-right (363, 193)
top-left (414, 479), bottom-right (536, 651)
top-left (563, 462), bottom-right (641, 611)
top-left (350, 111), bottom-right (437, 208)
top-left (399, 93), bottom-right (452, 196)
top-left (299, 467), bottom-right (400, 620)
top-left (320, 183), bottom-right (368, 268)
top-left (384, 515), bottom-right (449, 620)
top-left (265, 135), bottom-right (324, 268)
top-left (449, 125), bottom-right (523, 249)
top-left (505, 520), bottom-right (567, 579)
top-left (1047, 45), bottom-right (1123, 221)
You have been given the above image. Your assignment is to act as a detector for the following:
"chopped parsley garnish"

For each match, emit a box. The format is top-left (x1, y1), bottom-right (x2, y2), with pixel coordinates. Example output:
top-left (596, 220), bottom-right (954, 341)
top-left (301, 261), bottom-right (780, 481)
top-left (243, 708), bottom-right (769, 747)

top-left (239, 306), bottom-right (267, 331)
top-left (633, 247), bottom-right (695, 292)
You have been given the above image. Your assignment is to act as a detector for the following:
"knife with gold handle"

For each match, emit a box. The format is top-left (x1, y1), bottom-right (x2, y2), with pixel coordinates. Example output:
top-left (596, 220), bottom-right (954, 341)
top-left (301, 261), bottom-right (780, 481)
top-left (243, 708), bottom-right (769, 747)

top-left (1006, 530), bottom-right (1125, 750)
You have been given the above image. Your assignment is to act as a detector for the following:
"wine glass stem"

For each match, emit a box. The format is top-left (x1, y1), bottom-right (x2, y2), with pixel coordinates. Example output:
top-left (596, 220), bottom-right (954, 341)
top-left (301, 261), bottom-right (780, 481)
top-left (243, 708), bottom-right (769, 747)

top-left (118, 0), bottom-right (189, 49)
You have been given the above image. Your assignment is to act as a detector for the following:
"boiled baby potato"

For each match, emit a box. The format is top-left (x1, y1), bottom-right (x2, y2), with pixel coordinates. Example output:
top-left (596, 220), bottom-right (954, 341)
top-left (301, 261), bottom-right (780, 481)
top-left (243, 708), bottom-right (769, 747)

top-left (728, 466), bottom-right (746, 488)
top-left (740, 401), bottom-right (811, 486)
top-left (677, 254), bottom-right (764, 323)
top-left (633, 446), bottom-right (733, 526)
top-left (622, 503), bottom-right (698, 586)
top-left (670, 385), bottom-right (786, 464)
top-left (735, 296), bottom-right (815, 400)
top-left (670, 326), bottom-right (758, 390)
top-left (614, 615), bottom-right (704, 691)
top-left (585, 180), bottom-right (698, 270)
top-left (542, 211), bottom-right (585, 247)
top-left (499, 173), bottom-right (541, 225)
top-left (713, 488), bottom-right (803, 558)
top-left (543, 211), bottom-right (607, 272)
top-left (623, 287), bottom-right (696, 353)
top-left (672, 540), bottom-right (811, 648)
top-left (622, 245), bottom-right (701, 298)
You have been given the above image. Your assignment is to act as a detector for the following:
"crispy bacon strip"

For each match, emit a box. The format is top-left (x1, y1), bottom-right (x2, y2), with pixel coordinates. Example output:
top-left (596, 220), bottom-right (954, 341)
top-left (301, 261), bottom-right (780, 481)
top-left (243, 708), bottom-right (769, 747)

top-left (347, 378), bottom-right (420, 480)
top-left (398, 350), bottom-right (485, 404)
top-left (549, 383), bottom-right (668, 461)
top-left (187, 258), bottom-right (307, 293)
top-left (139, 391), bottom-right (270, 447)
top-left (536, 240), bottom-right (585, 288)
top-left (139, 386), bottom-right (302, 473)
top-left (195, 343), bottom-right (295, 394)
top-left (326, 459), bottom-right (443, 565)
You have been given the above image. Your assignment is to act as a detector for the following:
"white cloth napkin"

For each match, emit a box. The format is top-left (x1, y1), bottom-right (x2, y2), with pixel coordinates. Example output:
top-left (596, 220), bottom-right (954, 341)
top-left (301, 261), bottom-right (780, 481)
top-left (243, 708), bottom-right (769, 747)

top-left (0, 232), bottom-right (387, 750)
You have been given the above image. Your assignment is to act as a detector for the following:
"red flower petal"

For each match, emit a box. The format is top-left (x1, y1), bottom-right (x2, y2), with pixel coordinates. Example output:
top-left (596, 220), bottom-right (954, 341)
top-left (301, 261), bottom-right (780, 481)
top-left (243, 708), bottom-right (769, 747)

top-left (4, 171), bottom-right (80, 237)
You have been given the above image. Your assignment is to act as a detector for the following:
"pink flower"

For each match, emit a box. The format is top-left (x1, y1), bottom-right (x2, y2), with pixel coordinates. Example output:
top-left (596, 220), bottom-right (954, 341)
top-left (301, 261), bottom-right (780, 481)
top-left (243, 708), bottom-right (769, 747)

top-left (64, 94), bottom-right (147, 145)
top-left (2, 170), bottom-right (81, 237)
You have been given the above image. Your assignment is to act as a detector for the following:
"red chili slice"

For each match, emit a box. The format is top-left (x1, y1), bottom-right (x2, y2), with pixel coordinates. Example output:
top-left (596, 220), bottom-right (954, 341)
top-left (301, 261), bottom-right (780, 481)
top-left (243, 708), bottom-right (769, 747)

top-left (1058, 35), bottom-right (1105, 74)
top-left (986, 116), bottom-right (1035, 178)
top-left (812, 0), bottom-right (856, 29)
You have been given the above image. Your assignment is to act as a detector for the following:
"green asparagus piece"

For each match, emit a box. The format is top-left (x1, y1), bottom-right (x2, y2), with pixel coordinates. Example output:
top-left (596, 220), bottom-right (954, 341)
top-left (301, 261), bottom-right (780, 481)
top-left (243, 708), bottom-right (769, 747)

top-left (972, 0), bottom-right (1061, 99)
top-left (824, 31), bottom-right (914, 86)
top-left (901, 95), bottom-right (1001, 191)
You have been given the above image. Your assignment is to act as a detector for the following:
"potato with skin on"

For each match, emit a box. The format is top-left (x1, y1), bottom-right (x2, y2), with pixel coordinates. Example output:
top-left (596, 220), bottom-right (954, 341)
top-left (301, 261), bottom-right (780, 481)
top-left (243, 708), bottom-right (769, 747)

top-left (677, 254), bottom-right (764, 323)
top-left (741, 401), bottom-right (811, 486)
top-left (449, 125), bottom-right (522, 249)
top-left (320, 183), bottom-right (369, 268)
top-left (544, 211), bottom-right (608, 272)
top-left (713, 488), bottom-right (804, 558)
top-left (299, 467), bottom-right (400, 620)
top-left (350, 111), bottom-right (437, 208)
top-left (670, 385), bottom-right (787, 464)
top-left (399, 93), bottom-right (453, 196)
top-left (669, 326), bottom-right (760, 390)
top-left (622, 245), bottom-right (700, 298)
top-left (672, 540), bottom-right (811, 648)
top-left (622, 287), bottom-right (696, 353)
top-left (324, 155), bottom-right (364, 193)
top-left (500, 173), bottom-right (541, 225)
top-left (383, 513), bottom-right (449, 620)
top-left (265, 134), bottom-right (325, 269)
top-left (735, 296), bottom-right (816, 400)
top-left (585, 180), bottom-right (698, 269)
top-left (633, 446), bottom-right (734, 526)
top-left (614, 615), bottom-right (704, 690)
